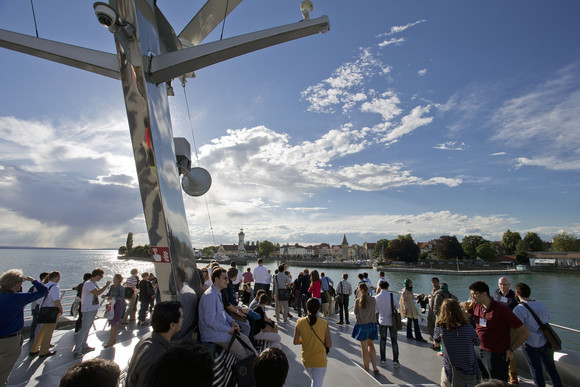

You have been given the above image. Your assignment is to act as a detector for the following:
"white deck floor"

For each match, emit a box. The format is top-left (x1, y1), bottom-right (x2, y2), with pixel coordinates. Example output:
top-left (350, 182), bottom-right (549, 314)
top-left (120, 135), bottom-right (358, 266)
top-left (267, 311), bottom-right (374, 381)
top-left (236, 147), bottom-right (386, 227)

top-left (8, 310), bottom-right (543, 386)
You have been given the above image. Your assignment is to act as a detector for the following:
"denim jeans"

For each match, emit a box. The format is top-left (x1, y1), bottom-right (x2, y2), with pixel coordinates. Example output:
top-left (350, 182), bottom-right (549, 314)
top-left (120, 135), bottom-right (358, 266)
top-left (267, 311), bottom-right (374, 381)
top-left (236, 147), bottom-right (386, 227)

top-left (480, 348), bottom-right (509, 382)
top-left (379, 324), bottom-right (399, 362)
top-left (523, 343), bottom-right (563, 387)
top-left (406, 318), bottom-right (423, 340)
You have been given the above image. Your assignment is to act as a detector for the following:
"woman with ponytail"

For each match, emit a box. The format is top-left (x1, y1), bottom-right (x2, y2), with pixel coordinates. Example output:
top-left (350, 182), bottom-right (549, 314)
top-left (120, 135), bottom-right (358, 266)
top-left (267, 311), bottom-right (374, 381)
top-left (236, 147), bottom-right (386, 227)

top-left (400, 278), bottom-right (427, 342)
top-left (293, 298), bottom-right (331, 387)
top-left (351, 283), bottom-right (379, 373)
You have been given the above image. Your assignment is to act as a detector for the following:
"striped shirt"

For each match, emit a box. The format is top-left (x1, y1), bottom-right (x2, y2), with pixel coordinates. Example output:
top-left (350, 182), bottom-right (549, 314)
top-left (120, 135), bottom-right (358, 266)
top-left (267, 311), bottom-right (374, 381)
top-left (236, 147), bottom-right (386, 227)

top-left (336, 280), bottom-right (352, 296)
top-left (435, 324), bottom-right (481, 383)
top-left (125, 275), bottom-right (139, 289)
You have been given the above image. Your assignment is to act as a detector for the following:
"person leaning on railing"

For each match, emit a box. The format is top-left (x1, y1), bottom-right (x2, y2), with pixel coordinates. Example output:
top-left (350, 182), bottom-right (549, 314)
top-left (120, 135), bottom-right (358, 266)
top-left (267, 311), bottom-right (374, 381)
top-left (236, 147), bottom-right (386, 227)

top-left (0, 269), bottom-right (48, 386)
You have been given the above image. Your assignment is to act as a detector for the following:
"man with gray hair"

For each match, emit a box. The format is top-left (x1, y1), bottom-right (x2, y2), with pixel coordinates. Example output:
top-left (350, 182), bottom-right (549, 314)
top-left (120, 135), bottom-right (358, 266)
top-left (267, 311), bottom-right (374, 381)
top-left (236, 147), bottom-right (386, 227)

top-left (0, 269), bottom-right (48, 386)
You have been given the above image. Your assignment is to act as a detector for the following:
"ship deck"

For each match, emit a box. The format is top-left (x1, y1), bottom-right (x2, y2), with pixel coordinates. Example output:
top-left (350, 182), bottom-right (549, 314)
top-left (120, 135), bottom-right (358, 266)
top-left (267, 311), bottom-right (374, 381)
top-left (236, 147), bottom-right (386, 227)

top-left (7, 309), bottom-right (550, 387)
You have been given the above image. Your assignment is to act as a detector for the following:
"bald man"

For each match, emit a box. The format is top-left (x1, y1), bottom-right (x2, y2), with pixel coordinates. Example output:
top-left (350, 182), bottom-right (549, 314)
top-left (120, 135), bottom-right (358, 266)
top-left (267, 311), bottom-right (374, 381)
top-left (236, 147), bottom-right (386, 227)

top-left (493, 277), bottom-right (518, 310)
top-left (493, 277), bottom-right (519, 384)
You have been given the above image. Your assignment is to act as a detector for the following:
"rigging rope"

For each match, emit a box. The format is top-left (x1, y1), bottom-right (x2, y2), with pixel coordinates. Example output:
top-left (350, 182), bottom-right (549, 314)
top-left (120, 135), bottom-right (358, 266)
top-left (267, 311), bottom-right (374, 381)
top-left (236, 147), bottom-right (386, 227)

top-left (219, 0), bottom-right (231, 40)
top-left (182, 84), bottom-right (217, 245)
top-left (30, 0), bottom-right (39, 38)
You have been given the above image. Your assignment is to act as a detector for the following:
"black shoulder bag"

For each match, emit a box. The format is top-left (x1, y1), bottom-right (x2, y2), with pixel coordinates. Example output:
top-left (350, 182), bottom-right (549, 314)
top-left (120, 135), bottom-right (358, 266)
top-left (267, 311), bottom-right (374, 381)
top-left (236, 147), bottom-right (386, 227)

top-left (390, 292), bottom-right (402, 331)
top-left (37, 285), bottom-right (59, 324)
top-left (226, 330), bottom-right (257, 387)
top-left (335, 281), bottom-right (344, 305)
top-left (276, 274), bottom-right (290, 301)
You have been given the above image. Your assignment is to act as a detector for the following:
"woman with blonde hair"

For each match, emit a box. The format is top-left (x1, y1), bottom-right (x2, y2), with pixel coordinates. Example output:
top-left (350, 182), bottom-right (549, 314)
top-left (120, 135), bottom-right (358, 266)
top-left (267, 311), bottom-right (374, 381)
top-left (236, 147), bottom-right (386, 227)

top-left (352, 283), bottom-right (379, 373)
top-left (30, 271), bottom-right (62, 358)
top-left (201, 267), bottom-right (211, 291)
top-left (104, 274), bottom-right (124, 347)
top-left (294, 298), bottom-right (331, 387)
top-left (434, 298), bottom-right (481, 387)
top-left (400, 279), bottom-right (427, 342)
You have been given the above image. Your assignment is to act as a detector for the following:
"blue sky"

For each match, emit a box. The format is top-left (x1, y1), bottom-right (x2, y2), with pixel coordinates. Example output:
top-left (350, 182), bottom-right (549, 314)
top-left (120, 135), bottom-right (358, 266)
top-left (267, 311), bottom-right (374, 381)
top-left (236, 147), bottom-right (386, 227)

top-left (1, 0), bottom-right (579, 249)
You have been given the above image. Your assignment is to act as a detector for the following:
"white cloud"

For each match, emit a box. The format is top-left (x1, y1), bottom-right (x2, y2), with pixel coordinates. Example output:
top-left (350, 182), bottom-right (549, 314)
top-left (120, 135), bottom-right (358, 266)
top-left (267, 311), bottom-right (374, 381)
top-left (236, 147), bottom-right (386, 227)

top-left (360, 91), bottom-right (402, 121)
top-left (491, 65), bottom-right (580, 170)
top-left (378, 37), bottom-right (405, 48)
top-left (0, 114), bottom-right (145, 248)
top-left (301, 48), bottom-right (390, 114)
top-left (490, 152), bottom-right (507, 156)
top-left (418, 69), bottom-right (427, 76)
top-left (514, 157), bottom-right (580, 171)
top-left (198, 125), bottom-right (458, 199)
top-left (379, 20), bottom-right (427, 37)
top-left (434, 141), bottom-right (466, 151)
top-left (286, 207), bottom-right (327, 212)
top-left (377, 105), bottom-right (434, 146)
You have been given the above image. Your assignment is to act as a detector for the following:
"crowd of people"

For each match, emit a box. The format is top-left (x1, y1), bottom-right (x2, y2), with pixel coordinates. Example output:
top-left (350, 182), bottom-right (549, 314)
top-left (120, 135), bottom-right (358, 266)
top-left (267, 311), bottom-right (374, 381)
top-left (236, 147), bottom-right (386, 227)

top-left (0, 260), bottom-right (565, 387)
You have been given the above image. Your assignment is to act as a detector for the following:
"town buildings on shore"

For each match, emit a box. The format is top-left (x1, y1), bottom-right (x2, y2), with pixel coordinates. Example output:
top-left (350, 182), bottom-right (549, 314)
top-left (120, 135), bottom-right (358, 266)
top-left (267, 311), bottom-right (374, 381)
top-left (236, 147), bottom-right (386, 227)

top-left (205, 229), bottom-right (580, 270)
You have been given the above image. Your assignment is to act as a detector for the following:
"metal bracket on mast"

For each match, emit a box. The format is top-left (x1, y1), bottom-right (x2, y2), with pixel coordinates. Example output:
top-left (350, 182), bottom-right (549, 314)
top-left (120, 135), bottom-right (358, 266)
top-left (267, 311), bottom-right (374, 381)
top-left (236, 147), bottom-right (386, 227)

top-left (149, 16), bottom-right (330, 84)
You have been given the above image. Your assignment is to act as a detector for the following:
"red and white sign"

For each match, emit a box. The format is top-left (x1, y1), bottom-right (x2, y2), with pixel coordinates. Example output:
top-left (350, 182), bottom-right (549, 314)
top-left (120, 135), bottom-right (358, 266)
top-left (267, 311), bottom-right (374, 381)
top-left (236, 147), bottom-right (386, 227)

top-left (151, 246), bottom-right (171, 263)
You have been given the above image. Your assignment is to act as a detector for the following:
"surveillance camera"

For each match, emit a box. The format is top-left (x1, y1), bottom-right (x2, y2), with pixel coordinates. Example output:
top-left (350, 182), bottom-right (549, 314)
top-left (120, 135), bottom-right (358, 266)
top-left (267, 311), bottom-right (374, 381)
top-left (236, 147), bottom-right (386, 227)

top-left (93, 2), bottom-right (118, 28)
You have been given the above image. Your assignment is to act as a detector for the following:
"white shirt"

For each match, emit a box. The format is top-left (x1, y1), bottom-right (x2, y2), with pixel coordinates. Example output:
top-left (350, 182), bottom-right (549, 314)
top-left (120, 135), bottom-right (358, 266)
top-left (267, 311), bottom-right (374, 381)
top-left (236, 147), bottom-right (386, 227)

top-left (42, 281), bottom-right (61, 308)
top-left (375, 290), bottom-right (398, 326)
top-left (364, 278), bottom-right (374, 294)
top-left (233, 270), bottom-right (243, 286)
top-left (253, 265), bottom-right (269, 284)
top-left (81, 280), bottom-right (100, 312)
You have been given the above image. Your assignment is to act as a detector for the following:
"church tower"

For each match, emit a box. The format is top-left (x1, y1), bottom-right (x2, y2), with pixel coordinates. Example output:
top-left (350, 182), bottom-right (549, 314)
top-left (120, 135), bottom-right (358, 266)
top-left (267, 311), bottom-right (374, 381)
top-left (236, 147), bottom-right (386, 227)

top-left (341, 234), bottom-right (349, 260)
top-left (238, 228), bottom-right (246, 258)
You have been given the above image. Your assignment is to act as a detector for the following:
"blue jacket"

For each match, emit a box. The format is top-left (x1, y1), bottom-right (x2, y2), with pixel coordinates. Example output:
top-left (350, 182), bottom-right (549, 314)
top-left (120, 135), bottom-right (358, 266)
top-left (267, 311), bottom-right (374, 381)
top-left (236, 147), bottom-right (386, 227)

top-left (199, 284), bottom-right (234, 343)
top-left (0, 280), bottom-right (48, 336)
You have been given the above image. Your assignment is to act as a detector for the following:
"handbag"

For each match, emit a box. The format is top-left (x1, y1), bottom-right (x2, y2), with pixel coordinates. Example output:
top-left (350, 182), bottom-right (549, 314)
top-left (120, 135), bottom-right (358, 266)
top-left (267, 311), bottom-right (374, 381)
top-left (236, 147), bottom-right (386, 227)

top-left (38, 285), bottom-right (59, 324)
top-left (277, 288), bottom-right (290, 301)
top-left (124, 287), bottom-right (134, 299)
top-left (441, 334), bottom-right (478, 387)
top-left (104, 301), bottom-right (115, 320)
top-left (335, 281), bottom-right (344, 304)
top-left (521, 302), bottom-right (562, 351)
top-left (227, 330), bottom-right (256, 387)
top-left (391, 293), bottom-right (402, 331)
top-left (276, 274), bottom-right (290, 301)
top-left (71, 296), bottom-right (81, 317)
top-left (328, 283), bottom-right (336, 297)
top-left (146, 282), bottom-right (155, 297)
top-left (321, 291), bottom-right (328, 304)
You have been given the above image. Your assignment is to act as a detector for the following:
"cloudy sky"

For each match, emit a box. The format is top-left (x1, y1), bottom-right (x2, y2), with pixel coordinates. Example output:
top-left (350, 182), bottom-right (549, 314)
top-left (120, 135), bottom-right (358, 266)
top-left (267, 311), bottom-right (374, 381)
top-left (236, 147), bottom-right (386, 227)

top-left (1, 0), bottom-right (579, 249)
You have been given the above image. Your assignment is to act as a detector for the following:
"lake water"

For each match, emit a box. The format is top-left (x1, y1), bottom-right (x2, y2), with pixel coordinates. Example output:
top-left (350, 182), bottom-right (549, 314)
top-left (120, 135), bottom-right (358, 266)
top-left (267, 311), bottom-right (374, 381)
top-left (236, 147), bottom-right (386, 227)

top-left (1, 248), bottom-right (578, 351)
